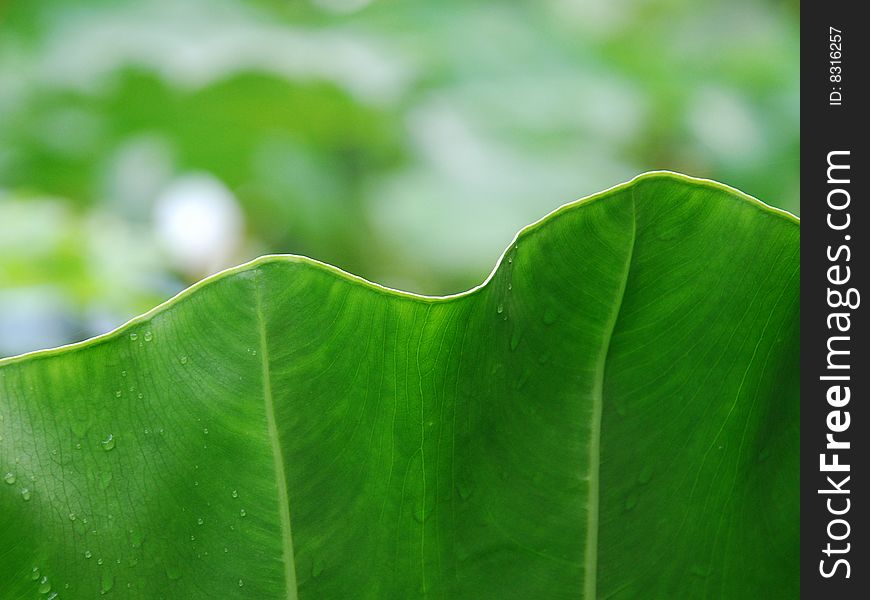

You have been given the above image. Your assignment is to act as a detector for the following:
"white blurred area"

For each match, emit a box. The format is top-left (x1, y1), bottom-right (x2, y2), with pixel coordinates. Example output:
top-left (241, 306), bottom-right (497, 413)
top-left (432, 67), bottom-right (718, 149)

top-left (154, 174), bottom-right (244, 278)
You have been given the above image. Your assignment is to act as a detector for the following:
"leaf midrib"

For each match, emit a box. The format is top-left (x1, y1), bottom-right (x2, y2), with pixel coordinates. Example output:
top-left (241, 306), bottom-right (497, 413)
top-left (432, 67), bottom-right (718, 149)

top-left (255, 276), bottom-right (299, 599)
top-left (583, 195), bottom-right (637, 598)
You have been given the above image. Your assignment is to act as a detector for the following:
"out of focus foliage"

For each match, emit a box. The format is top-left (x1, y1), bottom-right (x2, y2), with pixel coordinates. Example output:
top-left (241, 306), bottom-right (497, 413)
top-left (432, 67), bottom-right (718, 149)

top-left (0, 0), bottom-right (798, 357)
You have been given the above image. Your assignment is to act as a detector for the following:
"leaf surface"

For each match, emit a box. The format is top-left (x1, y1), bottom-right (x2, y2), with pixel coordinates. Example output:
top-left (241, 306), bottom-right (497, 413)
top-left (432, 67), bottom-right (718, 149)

top-left (0, 172), bottom-right (799, 599)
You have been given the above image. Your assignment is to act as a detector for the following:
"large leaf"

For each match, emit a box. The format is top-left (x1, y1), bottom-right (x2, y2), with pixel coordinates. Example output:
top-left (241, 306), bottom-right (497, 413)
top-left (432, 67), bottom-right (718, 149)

top-left (0, 172), bottom-right (799, 599)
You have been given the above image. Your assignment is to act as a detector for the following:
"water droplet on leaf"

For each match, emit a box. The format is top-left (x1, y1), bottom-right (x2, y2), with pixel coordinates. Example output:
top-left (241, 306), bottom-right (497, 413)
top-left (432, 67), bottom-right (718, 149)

top-left (690, 564), bottom-right (712, 578)
top-left (101, 434), bottom-right (115, 451)
top-left (457, 481), bottom-right (473, 500)
top-left (637, 464), bottom-right (653, 485)
top-left (542, 308), bottom-right (557, 325)
top-left (165, 564), bottom-right (182, 580)
top-left (312, 558), bottom-right (325, 578)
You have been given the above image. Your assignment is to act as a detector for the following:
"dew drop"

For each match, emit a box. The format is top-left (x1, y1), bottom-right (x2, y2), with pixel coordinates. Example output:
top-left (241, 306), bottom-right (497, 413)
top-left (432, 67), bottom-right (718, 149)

top-left (203, 428), bottom-right (208, 435)
top-left (179, 356), bottom-right (188, 365)
top-left (690, 564), bottom-right (712, 578)
top-left (31, 567), bottom-right (40, 580)
top-left (636, 464), bottom-right (654, 485)
top-left (129, 333), bottom-right (138, 341)
top-left (238, 579), bottom-right (244, 587)
top-left (513, 368), bottom-right (531, 391)
top-left (457, 481), bottom-right (473, 500)
top-left (69, 513), bottom-right (76, 521)
top-left (239, 508), bottom-right (246, 517)
top-left (3, 472), bottom-right (15, 485)
top-left (507, 282), bottom-right (512, 291)
top-left (312, 557), bottom-right (325, 578)
top-left (47, 593), bottom-right (58, 600)
top-left (130, 529), bottom-right (146, 549)
top-left (196, 517), bottom-right (203, 525)
top-left (114, 390), bottom-right (122, 398)
top-left (507, 257), bottom-right (513, 264)
top-left (75, 443), bottom-right (82, 450)
top-left (413, 502), bottom-right (432, 524)
top-left (137, 392), bottom-right (143, 399)
top-left (97, 558), bottom-right (103, 565)
top-left (21, 488), bottom-right (31, 501)
top-left (101, 434), bottom-right (116, 451)
top-left (542, 308), bottom-right (557, 325)
top-left (496, 303), bottom-right (504, 315)
top-left (223, 547), bottom-right (229, 553)
top-left (85, 550), bottom-right (92, 559)
top-left (231, 490), bottom-right (238, 499)
top-left (121, 370), bottom-right (127, 378)
top-left (165, 564), bottom-right (183, 580)
top-left (38, 575), bottom-right (51, 593)
top-left (143, 331), bottom-right (153, 342)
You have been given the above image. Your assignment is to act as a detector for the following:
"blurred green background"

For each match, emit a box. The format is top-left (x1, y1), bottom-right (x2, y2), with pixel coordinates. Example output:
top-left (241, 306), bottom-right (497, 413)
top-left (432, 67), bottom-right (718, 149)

top-left (0, 0), bottom-right (799, 358)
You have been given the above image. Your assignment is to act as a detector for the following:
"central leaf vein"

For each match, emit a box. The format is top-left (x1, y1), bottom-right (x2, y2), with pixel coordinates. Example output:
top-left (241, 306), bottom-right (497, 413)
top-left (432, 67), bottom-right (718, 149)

top-left (584, 196), bottom-right (637, 598)
top-left (255, 274), bottom-right (299, 599)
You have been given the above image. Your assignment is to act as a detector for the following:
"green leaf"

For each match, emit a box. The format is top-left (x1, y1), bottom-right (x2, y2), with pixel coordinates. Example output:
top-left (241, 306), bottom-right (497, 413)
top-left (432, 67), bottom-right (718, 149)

top-left (0, 172), bottom-right (798, 599)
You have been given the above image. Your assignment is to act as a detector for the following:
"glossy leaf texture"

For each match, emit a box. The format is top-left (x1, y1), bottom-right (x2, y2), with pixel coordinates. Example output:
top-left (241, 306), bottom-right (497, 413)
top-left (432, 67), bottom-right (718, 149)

top-left (0, 173), bottom-right (799, 599)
